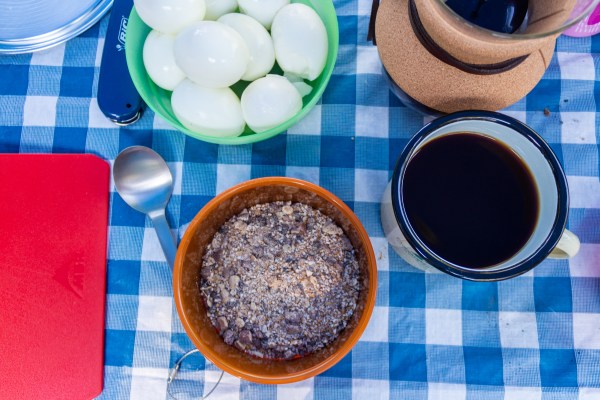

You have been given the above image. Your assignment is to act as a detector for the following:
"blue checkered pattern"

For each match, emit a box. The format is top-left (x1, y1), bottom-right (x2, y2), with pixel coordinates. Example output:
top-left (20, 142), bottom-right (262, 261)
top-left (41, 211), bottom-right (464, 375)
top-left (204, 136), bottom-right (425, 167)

top-left (1, 1), bottom-right (600, 399)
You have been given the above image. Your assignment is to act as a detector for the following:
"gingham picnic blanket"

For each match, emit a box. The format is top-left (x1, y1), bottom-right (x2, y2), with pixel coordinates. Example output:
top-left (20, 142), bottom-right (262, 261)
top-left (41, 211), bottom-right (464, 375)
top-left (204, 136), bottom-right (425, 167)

top-left (1, 1), bottom-right (599, 399)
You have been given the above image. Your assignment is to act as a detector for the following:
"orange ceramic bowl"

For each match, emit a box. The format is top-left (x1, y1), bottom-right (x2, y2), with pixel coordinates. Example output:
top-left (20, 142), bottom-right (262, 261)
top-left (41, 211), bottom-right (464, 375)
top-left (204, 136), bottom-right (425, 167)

top-left (173, 177), bottom-right (377, 384)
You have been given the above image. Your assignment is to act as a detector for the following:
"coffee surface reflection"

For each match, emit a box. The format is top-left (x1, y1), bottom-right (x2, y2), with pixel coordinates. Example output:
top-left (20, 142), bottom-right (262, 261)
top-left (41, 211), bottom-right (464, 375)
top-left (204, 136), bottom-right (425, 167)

top-left (445, 0), bottom-right (529, 33)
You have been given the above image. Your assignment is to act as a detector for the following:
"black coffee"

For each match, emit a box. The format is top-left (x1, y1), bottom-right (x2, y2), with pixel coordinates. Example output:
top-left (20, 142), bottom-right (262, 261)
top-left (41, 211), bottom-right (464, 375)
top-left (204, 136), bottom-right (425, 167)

top-left (402, 133), bottom-right (539, 268)
top-left (445, 0), bottom-right (528, 34)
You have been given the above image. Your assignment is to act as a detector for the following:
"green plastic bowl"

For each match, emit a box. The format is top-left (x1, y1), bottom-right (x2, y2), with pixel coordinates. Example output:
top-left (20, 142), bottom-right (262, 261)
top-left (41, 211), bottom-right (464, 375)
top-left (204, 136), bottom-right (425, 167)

top-left (126, 1), bottom-right (339, 145)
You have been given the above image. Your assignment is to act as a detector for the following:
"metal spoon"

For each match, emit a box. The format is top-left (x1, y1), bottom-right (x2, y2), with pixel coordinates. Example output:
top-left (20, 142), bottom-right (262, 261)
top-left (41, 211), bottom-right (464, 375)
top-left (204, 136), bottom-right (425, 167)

top-left (113, 146), bottom-right (176, 268)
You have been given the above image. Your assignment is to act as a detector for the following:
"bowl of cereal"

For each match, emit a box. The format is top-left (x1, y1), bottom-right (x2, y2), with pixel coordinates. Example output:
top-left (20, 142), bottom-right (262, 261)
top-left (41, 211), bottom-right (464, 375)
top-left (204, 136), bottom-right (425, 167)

top-left (173, 177), bottom-right (377, 384)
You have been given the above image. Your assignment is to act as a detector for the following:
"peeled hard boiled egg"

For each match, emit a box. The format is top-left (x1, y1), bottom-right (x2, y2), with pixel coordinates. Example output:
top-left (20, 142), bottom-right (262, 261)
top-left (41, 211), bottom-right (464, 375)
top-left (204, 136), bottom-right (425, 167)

top-left (237, 0), bottom-right (289, 29)
top-left (284, 72), bottom-right (313, 97)
top-left (174, 21), bottom-right (250, 88)
top-left (271, 4), bottom-right (328, 81)
top-left (143, 31), bottom-right (186, 91)
top-left (172, 79), bottom-right (245, 137)
top-left (205, 0), bottom-right (238, 20)
top-left (134, 0), bottom-right (206, 34)
top-left (241, 75), bottom-right (302, 133)
top-left (218, 13), bottom-right (275, 81)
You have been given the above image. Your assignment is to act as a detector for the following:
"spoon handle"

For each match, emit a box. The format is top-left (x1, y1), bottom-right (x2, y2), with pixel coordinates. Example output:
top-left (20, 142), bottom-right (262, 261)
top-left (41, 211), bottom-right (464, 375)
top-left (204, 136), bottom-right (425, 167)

top-left (149, 209), bottom-right (177, 269)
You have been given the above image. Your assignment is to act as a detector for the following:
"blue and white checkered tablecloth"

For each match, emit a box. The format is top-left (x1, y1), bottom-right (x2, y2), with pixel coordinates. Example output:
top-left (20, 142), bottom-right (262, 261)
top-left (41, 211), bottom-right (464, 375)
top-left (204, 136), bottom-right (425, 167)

top-left (1, 1), bottom-right (600, 399)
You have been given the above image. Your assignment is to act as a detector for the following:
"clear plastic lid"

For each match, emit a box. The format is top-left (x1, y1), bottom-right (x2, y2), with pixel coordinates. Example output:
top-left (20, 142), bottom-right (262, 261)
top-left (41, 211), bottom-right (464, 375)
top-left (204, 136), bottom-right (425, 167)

top-left (0, 0), bottom-right (113, 54)
top-left (433, 0), bottom-right (600, 40)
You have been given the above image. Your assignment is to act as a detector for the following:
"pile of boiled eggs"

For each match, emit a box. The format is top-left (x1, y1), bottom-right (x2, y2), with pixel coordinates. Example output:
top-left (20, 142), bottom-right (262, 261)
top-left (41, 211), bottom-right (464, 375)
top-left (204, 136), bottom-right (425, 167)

top-left (134, 0), bottom-right (328, 137)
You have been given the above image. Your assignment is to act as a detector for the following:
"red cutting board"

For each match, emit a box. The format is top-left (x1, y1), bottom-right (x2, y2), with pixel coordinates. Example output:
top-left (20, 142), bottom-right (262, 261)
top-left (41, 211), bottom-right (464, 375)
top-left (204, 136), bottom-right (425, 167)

top-left (0, 154), bottom-right (109, 400)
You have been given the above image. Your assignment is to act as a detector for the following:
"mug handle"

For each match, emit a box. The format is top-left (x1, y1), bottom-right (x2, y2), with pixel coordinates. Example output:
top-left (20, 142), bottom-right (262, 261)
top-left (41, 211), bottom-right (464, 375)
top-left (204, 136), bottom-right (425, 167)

top-left (548, 230), bottom-right (581, 259)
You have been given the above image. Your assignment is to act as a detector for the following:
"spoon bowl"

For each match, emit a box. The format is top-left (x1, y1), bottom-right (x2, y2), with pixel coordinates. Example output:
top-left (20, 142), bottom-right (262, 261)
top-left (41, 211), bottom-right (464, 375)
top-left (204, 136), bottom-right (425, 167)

top-left (113, 146), bottom-right (173, 214)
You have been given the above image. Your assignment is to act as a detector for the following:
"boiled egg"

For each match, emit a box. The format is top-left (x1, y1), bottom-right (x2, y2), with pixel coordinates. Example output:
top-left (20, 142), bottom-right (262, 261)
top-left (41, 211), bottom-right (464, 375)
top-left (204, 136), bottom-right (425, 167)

top-left (174, 21), bottom-right (250, 88)
top-left (172, 79), bottom-right (245, 137)
top-left (271, 3), bottom-right (328, 81)
top-left (143, 30), bottom-right (186, 91)
top-left (237, 0), bottom-right (289, 29)
top-left (241, 74), bottom-right (302, 133)
top-left (218, 13), bottom-right (275, 81)
top-left (205, 0), bottom-right (238, 20)
top-left (284, 72), bottom-right (313, 97)
top-left (291, 81), bottom-right (312, 97)
top-left (134, 0), bottom-right (206, 34)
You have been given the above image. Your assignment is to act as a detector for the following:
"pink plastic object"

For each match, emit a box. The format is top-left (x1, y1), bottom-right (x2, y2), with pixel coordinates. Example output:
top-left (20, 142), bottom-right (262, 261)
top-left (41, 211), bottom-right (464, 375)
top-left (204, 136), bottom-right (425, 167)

top-left (564, 4), bottom-right (600, 37)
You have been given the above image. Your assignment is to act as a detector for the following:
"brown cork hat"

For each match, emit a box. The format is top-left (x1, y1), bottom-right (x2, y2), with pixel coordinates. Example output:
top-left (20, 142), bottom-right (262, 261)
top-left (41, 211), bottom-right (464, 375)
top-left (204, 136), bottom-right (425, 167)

top-left (375, 0), bottom-right (558, 113)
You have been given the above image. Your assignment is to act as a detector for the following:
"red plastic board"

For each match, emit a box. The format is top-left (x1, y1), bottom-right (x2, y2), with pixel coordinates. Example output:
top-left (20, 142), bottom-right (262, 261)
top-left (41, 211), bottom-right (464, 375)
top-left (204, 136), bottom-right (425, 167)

top-left (0, 154), bottom-right (109, 399)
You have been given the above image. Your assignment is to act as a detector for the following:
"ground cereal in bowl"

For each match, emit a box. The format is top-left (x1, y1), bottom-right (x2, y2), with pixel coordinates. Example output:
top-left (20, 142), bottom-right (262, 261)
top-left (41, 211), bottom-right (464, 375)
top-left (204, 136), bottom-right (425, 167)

top-left (198, 201), bottom-right (362, 360)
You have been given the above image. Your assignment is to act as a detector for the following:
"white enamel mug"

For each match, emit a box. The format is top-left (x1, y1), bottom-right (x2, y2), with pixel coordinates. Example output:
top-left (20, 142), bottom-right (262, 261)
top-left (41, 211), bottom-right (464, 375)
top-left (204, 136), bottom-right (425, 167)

top-left (381, 111), bottom-right (580, 281)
